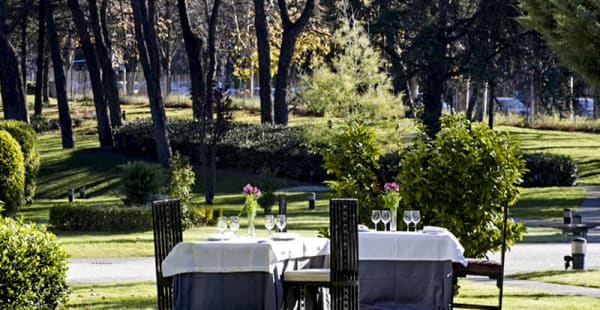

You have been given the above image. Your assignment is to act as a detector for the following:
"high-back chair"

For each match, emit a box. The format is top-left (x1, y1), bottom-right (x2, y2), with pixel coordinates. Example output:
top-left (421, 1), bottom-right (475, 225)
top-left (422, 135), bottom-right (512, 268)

top-left (283, 198), bottom-right (359, 310)
top-left (452, 201), bottom-right (508, 310)
top-left (152, 199), bottom-right (183, 310)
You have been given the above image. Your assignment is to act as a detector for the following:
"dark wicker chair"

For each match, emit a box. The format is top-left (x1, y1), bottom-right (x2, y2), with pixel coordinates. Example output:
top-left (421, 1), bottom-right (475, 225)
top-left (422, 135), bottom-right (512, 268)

top-left (152, 199), bottom-right (183, 310)
top-left (452, 202), bottom-right (508, 310)
top-left (284, 198), bottom-right (359, 310)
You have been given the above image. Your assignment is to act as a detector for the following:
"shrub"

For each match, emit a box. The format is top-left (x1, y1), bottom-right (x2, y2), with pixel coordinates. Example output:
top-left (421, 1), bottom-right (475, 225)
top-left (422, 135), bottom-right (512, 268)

top-left (0, 130), bottom-right (25, 215)
top-left (0, 120), bottom-right (41, 204)
top-left (0, 217), bottom-right (69, 308)
top-left (49, 203), bottom-right (153, 231)
top-left (396, 115), bottom-right (527, 258)
top-left (322, 123), bottom-right (382, 224)
top-left (187, 204), bottom-right (217, 226)
top-left (523, 153), bottom-right (577, 187)
top-left (113, 120), bottom-right (326, 181)
top-left (119, 161), bottom-right (165, 206)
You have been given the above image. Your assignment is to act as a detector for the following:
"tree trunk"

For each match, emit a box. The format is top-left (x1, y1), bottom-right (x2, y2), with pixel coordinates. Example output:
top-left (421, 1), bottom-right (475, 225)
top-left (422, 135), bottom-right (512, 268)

top-left (68, 0), bottom-right (113, 147)
top-left (205, 0), bottom-right (221, 119)
top-left (88, 0), bottom-right (123, 127)
top-left (20, 17), bottom-right (27, 95)
top-left (34, 0), bottom-right (46, 116)
top-left (46, 0), bottom-right (74, 148)
top-left (0, 33), bottom-right (29, 122)
top-left (253, 0), bottom-right (273, 123)
top-left (177, 0), bottom-right (206, 120)
top-left (273, 0), bottom-right (315, 125)
top-left (131, 0), bottom-right (172, 167)
top-left (42, 53), bottom-right (49, 104)
top-left (488, 81), bottom-right (495, 129)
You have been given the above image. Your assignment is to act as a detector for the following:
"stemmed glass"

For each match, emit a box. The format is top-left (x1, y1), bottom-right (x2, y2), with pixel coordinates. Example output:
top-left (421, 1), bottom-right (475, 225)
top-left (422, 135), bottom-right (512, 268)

top-left (276, 214), bottom-right (287, 233)
top-left (229, 216), bottom-right (240, 237)
top-left (381, 210), bottom-right (391, 232)
top-left (265, 215), bottom-right (275, 236)
top-left (403, 210), bottom-right (412, 232)
top-left (411, 210), bottom-right (421, 232)
top-left (217, 216), bottom-right (228, 240)
top-left (371, 210), bottom-right (381, 231)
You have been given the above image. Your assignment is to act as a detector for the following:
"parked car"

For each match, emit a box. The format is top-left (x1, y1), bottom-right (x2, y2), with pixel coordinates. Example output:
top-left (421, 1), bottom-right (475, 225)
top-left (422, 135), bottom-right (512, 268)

top-left (577, 97), bottom-right (594, 117)
top-left (495, 97), bottom-right (528, 115)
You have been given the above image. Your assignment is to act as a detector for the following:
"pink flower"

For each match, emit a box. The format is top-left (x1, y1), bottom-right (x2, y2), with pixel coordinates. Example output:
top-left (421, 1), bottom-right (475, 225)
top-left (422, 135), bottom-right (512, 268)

top-left (243, 183), bottom-right (261, 197)
top-left (384, 182), bottom-right (399, 192)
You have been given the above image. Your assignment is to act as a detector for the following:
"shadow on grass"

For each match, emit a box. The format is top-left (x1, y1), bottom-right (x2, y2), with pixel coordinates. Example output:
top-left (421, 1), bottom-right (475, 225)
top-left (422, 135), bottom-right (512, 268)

top-left (510, 270), bottom-right (584, 280)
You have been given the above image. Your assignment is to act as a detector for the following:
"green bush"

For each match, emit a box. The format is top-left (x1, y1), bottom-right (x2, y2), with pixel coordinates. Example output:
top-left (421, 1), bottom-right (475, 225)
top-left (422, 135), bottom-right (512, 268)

top-left (322, 123), bottom-right (382, 224)
top-left (49, 203), bottom-right (153, 231)
top-left (0, 217), bottom-right (69, 308)
top-left (0, 130), bottom-right (25, 215)
top-left (523, 153), bottom-right (577, 187)
top-left (187, 204), bottom-right (217, 226)
top-left (113, 120), bottom-right (325, 181)
top-left (0, 120), bottom-right (41, 204)
top-left (396, 115), bottom-right (527, 258)
top-left (119, 161), bottom-right (165, 206)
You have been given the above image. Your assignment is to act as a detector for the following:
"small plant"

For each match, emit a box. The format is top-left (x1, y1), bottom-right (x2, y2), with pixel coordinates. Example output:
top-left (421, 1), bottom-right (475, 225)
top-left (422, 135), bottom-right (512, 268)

top-left (119, 161), bottom-right (165, 206)
top-left (257, 166), bottom-right (278, 214)
top-left (186, 204), bottom-right (217, 226)
top-left (0, 130), bottom-right (25, 215)
top-left (0, 217), bottom-right (69, 308)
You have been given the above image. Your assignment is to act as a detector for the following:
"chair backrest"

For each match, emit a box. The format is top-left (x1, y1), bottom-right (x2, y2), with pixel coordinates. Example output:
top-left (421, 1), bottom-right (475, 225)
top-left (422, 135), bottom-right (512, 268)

top-left (152, 199), bottom-right (183, 310)
top-left (329, 198), bottom-right (359, 310)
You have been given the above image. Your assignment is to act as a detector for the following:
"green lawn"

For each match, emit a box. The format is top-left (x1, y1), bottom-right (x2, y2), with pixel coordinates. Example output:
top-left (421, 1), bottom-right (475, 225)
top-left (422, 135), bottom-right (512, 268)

top-left (513, 187), bottom-right (586, 221)
top-left (510, 269), bottom-right (600, 289)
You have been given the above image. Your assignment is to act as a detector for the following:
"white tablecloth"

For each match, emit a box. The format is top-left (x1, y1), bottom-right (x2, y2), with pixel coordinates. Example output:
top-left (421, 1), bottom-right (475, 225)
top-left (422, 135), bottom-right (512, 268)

top-left (358, 230), bottom-right (467, 266)
top-left (162, 237), bottom-right (329, 277)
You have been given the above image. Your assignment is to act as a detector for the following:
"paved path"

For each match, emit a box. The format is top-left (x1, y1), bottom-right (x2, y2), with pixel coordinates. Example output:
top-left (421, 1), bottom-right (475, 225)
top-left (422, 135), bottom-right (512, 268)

top-left (66, 185), bottom-right (600, 298)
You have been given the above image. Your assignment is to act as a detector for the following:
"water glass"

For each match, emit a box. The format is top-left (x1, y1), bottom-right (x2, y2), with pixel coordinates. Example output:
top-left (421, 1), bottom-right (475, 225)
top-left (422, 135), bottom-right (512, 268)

top-left (217, 216), bottom-right (228, 240)
top-left (265, 215), bottom-right (275, 236)
top-left (381, 210), bottom-right (391, 232)
top-left (371, 210), bottom-right (381, 231)
top-left (403, 210), bottom-right (412, 232)
top-left (411, 210), bottom-right (421, 232)
top-left (276, 214), bottom-right (287, 232)
top-left (229, 216), bottom-right (240, 237)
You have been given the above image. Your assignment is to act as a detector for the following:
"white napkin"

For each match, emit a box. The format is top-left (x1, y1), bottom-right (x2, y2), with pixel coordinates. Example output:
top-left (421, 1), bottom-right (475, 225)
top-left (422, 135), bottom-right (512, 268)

top-left (271, 232), bottom-right (300, 240)
top-left (358, 224), bottom-right (370, 232)
top-left (206, 232), bottom-right (234, 241)
top-left (422, 226), bottom-right (448, 234)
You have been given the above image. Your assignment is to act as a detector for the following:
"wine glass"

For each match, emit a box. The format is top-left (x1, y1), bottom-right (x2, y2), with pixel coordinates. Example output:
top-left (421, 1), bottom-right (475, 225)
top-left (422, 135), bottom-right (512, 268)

top-left (217, 216), bottom-right (228, 240)
top-left (371, 210), bottom-right (381, 231)
top-left (381, 210), bottom-right (391, 232)
top-left (229, 216), bottom-right (240, 237)
top-left (411, 210), bottom-right (421, 232)
top-left (403, 210), bottom-right (412, 232)
top-left (265, 215), bottom-right (275, 236)
top-left (276, 214), bottom-right (287, 232)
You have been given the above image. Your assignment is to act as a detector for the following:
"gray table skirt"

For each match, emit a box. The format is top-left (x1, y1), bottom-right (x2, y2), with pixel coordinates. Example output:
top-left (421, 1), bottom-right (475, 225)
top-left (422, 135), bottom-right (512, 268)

top-left (172, 256), bottom-right (328, 310)
top-left (359, 260), bottom-right (454, 310)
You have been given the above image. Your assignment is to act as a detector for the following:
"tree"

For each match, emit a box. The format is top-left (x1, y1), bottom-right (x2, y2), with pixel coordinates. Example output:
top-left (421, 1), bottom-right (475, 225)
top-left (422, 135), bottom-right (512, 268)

top-left (273, 0), bottom-right (315, 125)
top-left (33, 0), bottom-right (46, 116)
top-left (0, 0), bottom-right (30, 123)
top-left (298, 18), bottom-right (402, 126)
top-left (519, 0), bottom-right (600, 86)
top-left (253, 0), bottom-right (273, 123)
top-left (131, 0), bottom-right (172, 167)
top-left (68, 0), bottom-right (113, 147)
top-left (46, 0), bottom-right (74, 148)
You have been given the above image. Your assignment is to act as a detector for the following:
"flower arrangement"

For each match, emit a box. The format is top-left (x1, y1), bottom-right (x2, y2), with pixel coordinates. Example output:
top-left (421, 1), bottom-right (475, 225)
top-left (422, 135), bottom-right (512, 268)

top-left (240, 183), bottom-right (261, 216)
top-left (241, 184), bottom-right (261, 237)
top-left (382, 182), bottom-right (401, 210)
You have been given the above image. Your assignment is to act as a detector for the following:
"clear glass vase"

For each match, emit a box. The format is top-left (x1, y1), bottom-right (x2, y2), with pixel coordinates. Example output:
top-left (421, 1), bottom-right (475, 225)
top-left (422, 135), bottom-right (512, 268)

top-left (247, 209), bottom-right (256, 238)
top-left (390, 208), bottom-right (397, 232)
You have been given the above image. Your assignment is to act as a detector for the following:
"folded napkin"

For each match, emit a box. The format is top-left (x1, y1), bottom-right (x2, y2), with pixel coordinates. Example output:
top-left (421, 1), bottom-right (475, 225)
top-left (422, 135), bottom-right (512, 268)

top-left (358, 224), bottom-right (370, 232)
top-left (422, 226), bottom-right (448, 234)
top-left (206, 232), bottom-right (234, 241)
top-left (271, 232), bottom-right (300, 240)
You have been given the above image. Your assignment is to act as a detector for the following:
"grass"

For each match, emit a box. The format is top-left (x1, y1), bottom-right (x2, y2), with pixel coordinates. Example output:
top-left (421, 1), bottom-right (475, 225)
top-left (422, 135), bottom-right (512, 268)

top-left (510, 269), bottom-right (600, 289)
top-left (66, 282), bottom-right (156, 309)
top-left (512, 187), bottom-right (586, 221)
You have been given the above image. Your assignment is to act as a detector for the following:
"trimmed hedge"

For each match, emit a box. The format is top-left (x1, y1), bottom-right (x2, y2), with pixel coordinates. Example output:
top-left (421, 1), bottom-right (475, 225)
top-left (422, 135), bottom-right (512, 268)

top-left (113, 120), bottom-right (326, 181)
top-left (0, 130), bottom-right (25, 215)
top-left (49, 203), bottom-right (153, 231)
top-left (523, 153), bottom-right (577, 187)
top-left (0, 217), bottom-right (69, 308)
top-left (0, 120), bottom-right (40, 204)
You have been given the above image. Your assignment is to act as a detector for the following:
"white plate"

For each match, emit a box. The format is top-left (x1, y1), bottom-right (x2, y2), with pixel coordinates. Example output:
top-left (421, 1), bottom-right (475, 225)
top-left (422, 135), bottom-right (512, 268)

top-left (206, 233), bottom-right (233, 241)
top-left (358, 224), bottom-right (370, 232)
top-left (422, 226), bottom-right (447, 234)
top-left (271, 232), bottom-right (299, 240)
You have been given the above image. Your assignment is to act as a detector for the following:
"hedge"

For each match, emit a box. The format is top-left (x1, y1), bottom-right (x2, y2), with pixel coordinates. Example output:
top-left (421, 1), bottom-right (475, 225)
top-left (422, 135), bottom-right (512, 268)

top-left (0, 130), bottom-right (25, 215)
top-left (522, 153), bottom-right (577, 187)
top-left (49, 203), bottom-right (153, 231)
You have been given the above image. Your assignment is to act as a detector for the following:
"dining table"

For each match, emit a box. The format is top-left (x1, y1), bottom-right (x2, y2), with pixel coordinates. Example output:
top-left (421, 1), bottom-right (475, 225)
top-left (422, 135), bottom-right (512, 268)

top-left (358, 227), bottom-right (467, 310)
top-left (161, 234), bottom-right (329, 310)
